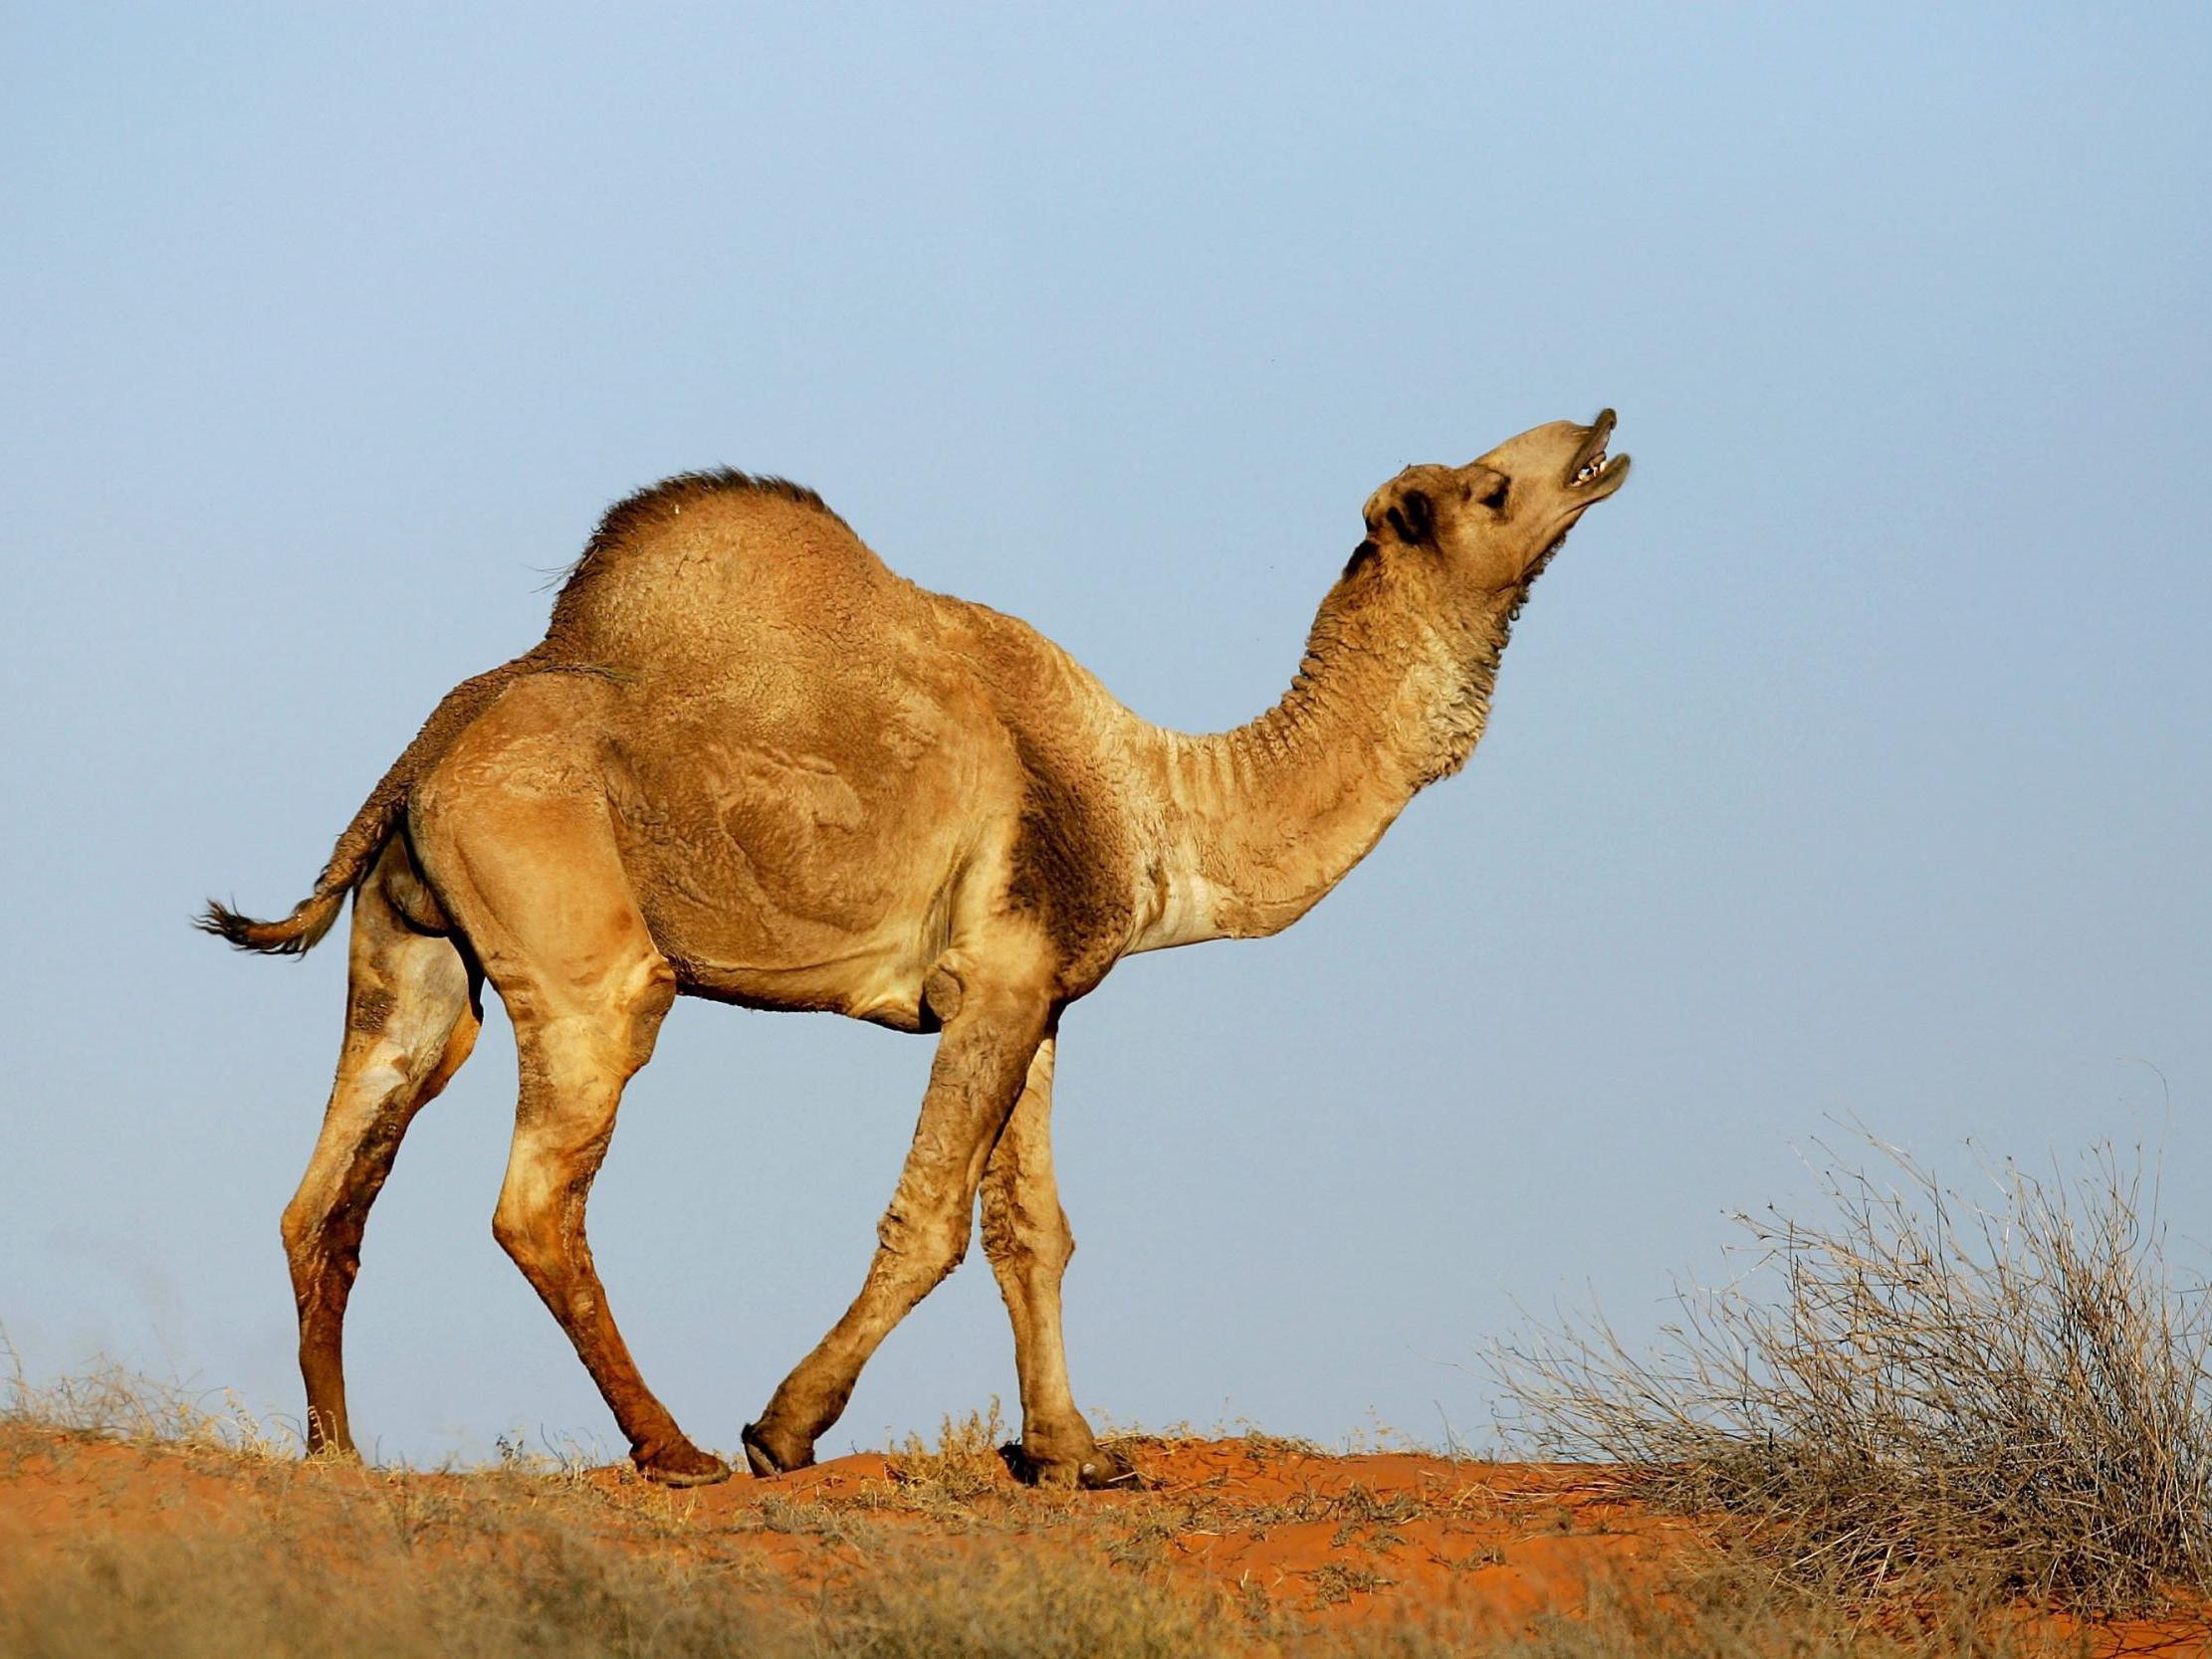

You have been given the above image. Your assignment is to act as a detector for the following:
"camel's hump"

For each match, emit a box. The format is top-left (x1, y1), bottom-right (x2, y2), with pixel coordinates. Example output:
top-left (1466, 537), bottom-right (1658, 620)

top-left (542, 470), bottom-right (915, 663)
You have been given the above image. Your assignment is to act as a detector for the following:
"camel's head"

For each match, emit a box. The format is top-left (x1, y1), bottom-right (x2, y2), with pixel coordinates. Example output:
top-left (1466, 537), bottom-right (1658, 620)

top-left (1355, 410), bottom-right (1630, 599)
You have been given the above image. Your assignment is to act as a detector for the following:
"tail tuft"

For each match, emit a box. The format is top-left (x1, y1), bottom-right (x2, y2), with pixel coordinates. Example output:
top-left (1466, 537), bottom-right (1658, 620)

top-left (194, 890), bottom-right (346, 956)
top-left (195, 651), bottom-right (553, 963)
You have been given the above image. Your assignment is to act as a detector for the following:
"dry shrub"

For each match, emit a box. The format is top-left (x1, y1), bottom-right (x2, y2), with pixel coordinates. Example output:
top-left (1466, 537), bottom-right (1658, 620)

top-left (871, 1402), bottom-right (1013, 1517)
top-left (1492, 1137), bottom-right (2212, 1612)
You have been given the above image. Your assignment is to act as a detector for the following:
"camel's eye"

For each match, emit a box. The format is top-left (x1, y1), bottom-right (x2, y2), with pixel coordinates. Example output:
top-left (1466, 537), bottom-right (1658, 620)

top-left (1478, 478), bottom-right (1509, 513)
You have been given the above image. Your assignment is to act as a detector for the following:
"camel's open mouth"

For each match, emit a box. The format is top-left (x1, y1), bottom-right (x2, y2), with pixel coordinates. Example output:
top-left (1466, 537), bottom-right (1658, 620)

top-left (1566, 409), bottom-right (1630, 498)
top-left (1571, 449), bottom-right (1614, 486)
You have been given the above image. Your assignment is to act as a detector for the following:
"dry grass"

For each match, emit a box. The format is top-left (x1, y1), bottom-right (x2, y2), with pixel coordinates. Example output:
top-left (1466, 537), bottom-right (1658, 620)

top-left (1492, 1136), bottom-right (2212, 1613)
top-left (0, 1525), bottom-right (1229, 1659)
top-left (0, 1344), bottom-right (294, 1459)
top-left (1424, 1571), bottom-right (2090, 1659)
top-left (0, 1480), bottom-right (2091, 1659)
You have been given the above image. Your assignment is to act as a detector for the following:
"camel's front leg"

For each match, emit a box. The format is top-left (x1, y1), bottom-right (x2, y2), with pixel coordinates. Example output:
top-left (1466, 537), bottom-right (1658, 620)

top-left (743, 966), bottom-right (1050, 1476)
top-left (980, 1036), bottom-right (1113, 1487)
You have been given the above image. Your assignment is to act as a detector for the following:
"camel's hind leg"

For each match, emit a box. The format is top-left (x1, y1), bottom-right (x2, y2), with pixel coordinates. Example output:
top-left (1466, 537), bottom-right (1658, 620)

top-left (285, 842), bottom-right (481, 1458)
top-left (412, 752), bottom-right (728, 1488)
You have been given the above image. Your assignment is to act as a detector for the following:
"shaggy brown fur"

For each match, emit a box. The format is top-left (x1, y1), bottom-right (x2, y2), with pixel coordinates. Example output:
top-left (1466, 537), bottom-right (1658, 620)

top-left (201, 415), bottom-right (1631, 1488)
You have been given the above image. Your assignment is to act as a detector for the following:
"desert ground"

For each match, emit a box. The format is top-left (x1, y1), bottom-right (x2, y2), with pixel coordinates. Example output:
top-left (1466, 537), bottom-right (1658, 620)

top-left (2, 1392), bottom-right (2202, 1658)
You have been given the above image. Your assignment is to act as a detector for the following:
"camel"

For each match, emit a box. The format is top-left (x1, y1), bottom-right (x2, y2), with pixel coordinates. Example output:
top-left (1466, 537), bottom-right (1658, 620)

top-left (200, 411), bottom-right (1631, 1488)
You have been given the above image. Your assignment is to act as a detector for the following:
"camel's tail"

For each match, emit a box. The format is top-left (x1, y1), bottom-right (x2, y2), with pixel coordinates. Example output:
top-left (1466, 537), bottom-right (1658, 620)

top-left (196, 654), bottom-right (553, 956)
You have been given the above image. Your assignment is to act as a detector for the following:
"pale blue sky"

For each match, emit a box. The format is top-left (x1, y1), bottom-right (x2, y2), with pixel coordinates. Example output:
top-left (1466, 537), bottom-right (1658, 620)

top-left (3, 3), bottom-right (2207, 1464)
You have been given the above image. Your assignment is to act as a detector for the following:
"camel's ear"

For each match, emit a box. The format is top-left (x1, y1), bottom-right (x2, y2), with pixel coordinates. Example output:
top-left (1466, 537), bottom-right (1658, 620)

top-left (1367, 482), bottom-right (1435, 547)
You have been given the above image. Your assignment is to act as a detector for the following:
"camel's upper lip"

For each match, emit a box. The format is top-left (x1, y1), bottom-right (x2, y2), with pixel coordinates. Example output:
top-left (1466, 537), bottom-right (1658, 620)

top-left (1565, 408), bottom-right (1630, 499)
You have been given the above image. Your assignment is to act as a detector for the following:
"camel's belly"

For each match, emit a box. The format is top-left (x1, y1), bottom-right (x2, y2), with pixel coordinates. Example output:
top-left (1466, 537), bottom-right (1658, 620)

top-left (600, 691), bottom-right (987, 1030)
top-left (666, 938), bottom-right (939, 1031)
top-left (613, 809), bottom-right (969, 1031)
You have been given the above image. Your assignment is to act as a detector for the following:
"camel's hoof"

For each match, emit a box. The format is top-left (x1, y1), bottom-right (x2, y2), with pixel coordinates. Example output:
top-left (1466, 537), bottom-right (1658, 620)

top-left (635, 1441), bottom-right (733, 1488)
top-left (741, 1420), bottom-right (815, 1478)
top-left (999, 1439), bottom-right (1143, 1491)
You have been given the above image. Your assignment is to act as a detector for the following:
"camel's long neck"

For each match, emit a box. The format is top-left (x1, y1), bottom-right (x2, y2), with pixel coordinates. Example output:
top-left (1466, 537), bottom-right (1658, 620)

top-left (1130, 575), bottom-right (1517, 950)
